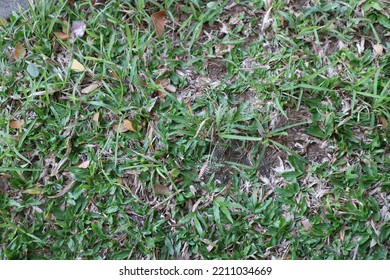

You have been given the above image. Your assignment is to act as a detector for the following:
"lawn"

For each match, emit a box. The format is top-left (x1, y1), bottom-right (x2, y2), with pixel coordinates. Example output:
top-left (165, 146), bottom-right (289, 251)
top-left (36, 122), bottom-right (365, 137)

top-left (0, 0), bottom-right (389, 260)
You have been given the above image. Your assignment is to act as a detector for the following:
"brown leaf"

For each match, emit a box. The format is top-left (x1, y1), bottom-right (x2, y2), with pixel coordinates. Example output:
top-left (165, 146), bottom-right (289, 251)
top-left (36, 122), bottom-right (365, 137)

top-left (124, 119), bottom-right (142, 132)
top-left (13, 42), bottom-right (26, 60)
top-left (153, 184), bottom-right (170, 195)
top-left (151, 10), bottom-right (166, 37)
top-left (54, 31), bottom-right (68, 40)
top-left (379, 116), bottom-right (388, 130)
top-left (280, 14), bottom-right (285, 27)
top-left (123, 119), bottom-right (136, 132)
top-left (78, 160), bottom-right (90, 168)
top-left (115, 119), bottom-right (140, 133)
top-left (156, 80), bottom-right (167, 100)
top-left (9, 119), bottom-right (24, 129)
top-left (92, 112), bottom-right (100, 124)
top-left (156, 79), bottom-right (176, 100)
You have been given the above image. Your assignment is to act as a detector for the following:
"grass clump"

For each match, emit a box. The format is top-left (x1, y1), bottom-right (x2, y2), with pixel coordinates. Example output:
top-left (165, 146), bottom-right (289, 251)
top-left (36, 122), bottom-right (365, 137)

top-left (0, 0), bottom-right (389, 259)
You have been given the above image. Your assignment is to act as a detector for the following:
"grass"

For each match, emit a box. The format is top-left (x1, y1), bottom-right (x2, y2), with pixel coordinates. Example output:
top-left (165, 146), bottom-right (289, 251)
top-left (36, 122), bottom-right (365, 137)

top-left (0, 0), bottom-right (389, 260)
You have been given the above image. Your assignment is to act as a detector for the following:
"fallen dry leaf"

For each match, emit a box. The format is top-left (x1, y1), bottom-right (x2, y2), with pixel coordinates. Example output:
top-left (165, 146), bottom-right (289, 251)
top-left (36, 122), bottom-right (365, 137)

top-left (54, 31), bottom-right (68, 40)
top-left (114, 123), bottom-right (127, 133)
top-left (379, 116), bottom-right (388, 130)
top-left (280, 14), bottom-right (285, 27)
top-left (92, 112), bottom-right (100, 124)
top-left (0, 176), bottom-right (11, 193)
top-left (198, 161), bottom-right (208, 179)
top-left (70, 59), bottom-right (85, 72)
top-left (165, 84), bottom-right (176, 93)
top-left (81, 82), bottom-right (100, 94)
top-left (0, 17), bottom-right (7, 26)
top-left (156, 79), bottom-right (176, 100)
top-left (123, 119), bottom-right (138, 132)
top-left (261, 6), bottom-right (273, 31)
top-left (153, 184), bottom-right (170, 195)
top-left (78, 160), bottom-right (90, 168)
top-left (24, 187), bottom-right (43, 195)
top-left (71, 20), bottom-right (86, 38)
top-left (302, 218), bottom-right (312, 232)
top-left (114, 119), bottom-right (141, 133)
top-left (13, 42), bottom-right (26, 60)
top-left (9, 119), bottom-right (24, 129)
top-left (156, 81), bottom-right (167, 100)
top-left (373, 44), bottom-right (384, 56)
top-left (151, 10), bottom-right (166, 37)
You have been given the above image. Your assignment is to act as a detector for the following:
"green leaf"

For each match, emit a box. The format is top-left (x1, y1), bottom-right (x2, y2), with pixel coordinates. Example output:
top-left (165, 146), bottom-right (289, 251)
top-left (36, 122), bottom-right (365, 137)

top-left (288, 155), bottom-right (306, 173)
top-left (105, 206), bottom-right (118, 214)
top-left (164, 237), bottom-right (174, 255)
top-left (281, 170), bottom-right (304, 179)
top-left (213, 203), bottom-right (221, 225)
top-left (91, 221), bottom-right (105, 239)
top-left (306, 125), bottom-right (326, 139)
top-left (193, 215), bottom-right (204, 237)
top-left (275, 186), bottom-right (296, 198)
top-left (219, 204), bottom-right (233, 223)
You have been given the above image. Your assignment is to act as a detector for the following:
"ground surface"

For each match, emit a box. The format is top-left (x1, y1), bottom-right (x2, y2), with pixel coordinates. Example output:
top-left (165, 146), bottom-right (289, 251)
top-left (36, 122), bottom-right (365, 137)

top-left (0, 0), bottom-right (28, 19)
top-left (0, 0), bottom-right (389, 260)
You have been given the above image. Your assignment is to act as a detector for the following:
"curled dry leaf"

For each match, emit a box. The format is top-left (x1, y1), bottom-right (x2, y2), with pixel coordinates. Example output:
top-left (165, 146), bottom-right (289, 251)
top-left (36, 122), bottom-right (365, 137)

top-left (124, 119), bottom-right (143, 132)
top-left (151, 10), bottom-right (166, 37)
top-left (373, 44), bottom-right (384, 56)
top-left (153, 184), bottom-right (170, 195)
top-left (261, 6), bottom-right (273, 31)
top-left (54, 31), bottom-right (68, 40)
top-left (70, 59), bottom-right (85, 72)
top-left (24, 187), bottom-right (43, 195)
top-left (81, 82), bottom-right (100, 94)
top-left (78, 160), bottom-right (90, 168)
top-left (198, 161), bottom-right (208, 179)
top-left (114, 119), bottom-right (141, 133)
top-left (13, 42), bottom-right (26, 60)
top-left (92, 112), bottom-right (100, 124)
top-left (9, 119), bottom-right (24, 129)
top-left (71, 20), bottom-right (86, 38)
